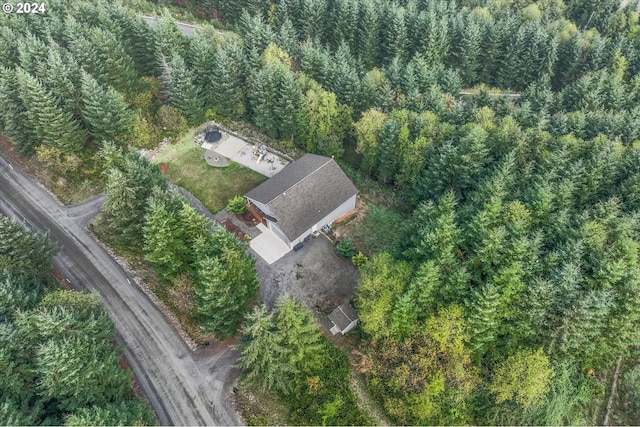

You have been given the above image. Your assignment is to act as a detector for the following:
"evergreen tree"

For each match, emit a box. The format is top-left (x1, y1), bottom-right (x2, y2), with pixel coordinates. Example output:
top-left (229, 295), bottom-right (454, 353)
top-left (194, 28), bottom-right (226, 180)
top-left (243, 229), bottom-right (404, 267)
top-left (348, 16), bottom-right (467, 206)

top-left (250, 65), bottom-right (279, 137)
top-left (16, 33), bottom-right (49, 80)
top-left (193, 228), bottom-right (259, 338)
top-left (36, 335), bottom-right (131, 412)
top-left (395, 135), bottom-right (429, 192)
top-left (357, 0), bottom-right (381, 69)
top-left (194, 254), bottom-right (234, 335)
top-left (466, 282), bottom-right (501, 360)
top-left (153, 14), bottom-right (188, 61)
top-left (177, 201), bottom-right (212, 254)
top-left (0, 67), bottom-right (37, 153)
top-left (101, 145), bottom-right (167, 247)
top-left (553, 31), bottom-right (583, 90)
top-left (236, 305), bottom-right (296, 394)
top-left (404, 192), bottom-right (469, 304)
top-left (215, 0), bottom-right (251, 25)
top-left (274, 296), bottom-right (326, 375)
top-left (80, 71), bottom-right (134, 144)
top-left (297, 0), bottom-right (327, 41)
top-left (356, 68), bottom-right (392, 113)
top-left (250, 61), bottom-right (303, 139)
top-left (329, 0), bottom-right (359, 50)
top-left (0, 26), bottom-right (20, 69)
top-left (299, 40), bottom-right (332, 88)
top-left (0, 322), bottom-right (42, 423)
top-left (0, 217), bottom-right (57, 279)
top-left (187, 33), bottom-right (216, 108)
top-left (275, 66), bottom-right (304, 140)
top-left (11, 290), bottom-right (140, 418)
top-left (389, 292), bottom-right (417, 340)
top-left (276, 18), bottom-right (299, 56)
top-left (0, 272), bottom-right (46, 322)
top-left (64, 399), bottom-right (155, 426)
top-left (143, 190), bottom-right (189, 280)
top-left (110, 12), bottom-right (158, 76)
top-left (209, 43), bottom-right (246, 120)
top-left (327, 44), bottom-right (360, 106)
top-left (45, 46), bottom-right (83, 120)
top-left (160, 54), bottom-right (204, 124)
top-left (392, 260), bottom-right (443, 334)
top-left (88, 26), bottom-right (138, 95)
top-left (16, 68), bottom-right (87, 154)
top-left (452, 12), bottom-right (484, 86)
top-left (238, 12), bottom-right (275, 67)
top-left (414, 9), bottom-right (450, 66)
top-left (381, 6), bottom-right (409, 64)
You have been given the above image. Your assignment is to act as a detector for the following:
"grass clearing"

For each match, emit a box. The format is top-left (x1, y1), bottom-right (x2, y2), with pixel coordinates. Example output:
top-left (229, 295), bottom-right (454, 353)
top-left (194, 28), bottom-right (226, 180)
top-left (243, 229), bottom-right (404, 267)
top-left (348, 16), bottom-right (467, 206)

top-left (151, 132), bottom-right (267, 213)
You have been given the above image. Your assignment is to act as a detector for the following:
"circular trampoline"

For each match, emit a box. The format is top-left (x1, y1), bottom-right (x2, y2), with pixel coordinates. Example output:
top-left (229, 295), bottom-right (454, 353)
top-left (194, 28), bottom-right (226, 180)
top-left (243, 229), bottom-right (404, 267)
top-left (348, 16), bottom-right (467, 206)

top-left (205, 129), bottom-right (222, 143)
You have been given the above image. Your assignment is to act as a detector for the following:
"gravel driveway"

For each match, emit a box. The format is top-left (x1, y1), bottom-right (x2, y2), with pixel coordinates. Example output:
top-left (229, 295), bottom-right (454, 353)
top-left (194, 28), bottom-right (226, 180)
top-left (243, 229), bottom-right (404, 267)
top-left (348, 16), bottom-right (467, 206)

top-left (252, 235), bottom-right (360, 312)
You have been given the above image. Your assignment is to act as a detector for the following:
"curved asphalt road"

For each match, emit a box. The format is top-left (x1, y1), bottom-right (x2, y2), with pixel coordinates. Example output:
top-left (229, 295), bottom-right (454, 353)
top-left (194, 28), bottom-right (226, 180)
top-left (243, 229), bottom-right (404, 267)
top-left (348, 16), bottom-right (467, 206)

top-left (0, 153), bottom-right (242, 426)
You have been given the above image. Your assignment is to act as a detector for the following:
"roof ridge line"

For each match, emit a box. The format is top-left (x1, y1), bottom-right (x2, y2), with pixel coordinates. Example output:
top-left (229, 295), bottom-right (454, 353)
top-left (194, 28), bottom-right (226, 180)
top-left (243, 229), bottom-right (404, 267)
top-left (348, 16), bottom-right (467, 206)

top-left (269, 156), bottom-right (333, 204)
top-left (338, 305), bottom-right (348, 320)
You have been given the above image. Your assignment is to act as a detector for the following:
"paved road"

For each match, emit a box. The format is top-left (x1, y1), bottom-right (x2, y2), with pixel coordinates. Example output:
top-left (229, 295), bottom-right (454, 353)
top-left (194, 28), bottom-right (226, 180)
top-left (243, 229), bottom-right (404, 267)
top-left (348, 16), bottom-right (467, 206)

top-left (0, 153), bottom-right (242, 426)
top-left (140, 14), bottom-right (231, 38)
top-left (140, 15), bottom-right (198, 37)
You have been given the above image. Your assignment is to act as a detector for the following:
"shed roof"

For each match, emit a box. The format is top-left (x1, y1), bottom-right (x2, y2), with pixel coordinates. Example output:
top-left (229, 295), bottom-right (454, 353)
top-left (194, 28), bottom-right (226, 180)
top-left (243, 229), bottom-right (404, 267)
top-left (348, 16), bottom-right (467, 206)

top-left (328, 302), bottom-right (359, 332)
top-left (245, 154), bottom-right (358, 241)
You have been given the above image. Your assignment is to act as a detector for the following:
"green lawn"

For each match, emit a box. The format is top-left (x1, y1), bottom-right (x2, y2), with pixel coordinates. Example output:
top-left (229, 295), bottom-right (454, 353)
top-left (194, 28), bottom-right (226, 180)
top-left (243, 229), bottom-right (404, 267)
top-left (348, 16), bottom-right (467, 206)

top-left (152, 134), bottom-right (267, 213)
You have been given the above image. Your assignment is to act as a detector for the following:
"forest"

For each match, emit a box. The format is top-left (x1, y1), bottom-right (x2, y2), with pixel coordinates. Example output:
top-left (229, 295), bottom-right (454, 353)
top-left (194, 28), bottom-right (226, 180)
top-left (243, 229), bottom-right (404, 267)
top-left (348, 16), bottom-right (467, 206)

top-left (0, 217), bottom-right (155, 425)
top-left (1, 0), bottom-right (640, 424)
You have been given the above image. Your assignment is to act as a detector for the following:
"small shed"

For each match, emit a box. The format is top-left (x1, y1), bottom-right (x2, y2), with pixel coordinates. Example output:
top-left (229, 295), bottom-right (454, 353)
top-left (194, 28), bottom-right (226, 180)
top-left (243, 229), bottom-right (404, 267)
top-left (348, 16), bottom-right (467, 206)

top-left (328, 302), bottom-right (359, 335)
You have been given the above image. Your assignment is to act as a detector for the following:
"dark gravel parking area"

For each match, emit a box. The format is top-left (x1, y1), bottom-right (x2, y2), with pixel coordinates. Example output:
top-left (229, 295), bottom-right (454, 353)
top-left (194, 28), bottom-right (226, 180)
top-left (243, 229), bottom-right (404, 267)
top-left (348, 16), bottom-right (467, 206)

top-left (252, 235), bottom-right (360, 313)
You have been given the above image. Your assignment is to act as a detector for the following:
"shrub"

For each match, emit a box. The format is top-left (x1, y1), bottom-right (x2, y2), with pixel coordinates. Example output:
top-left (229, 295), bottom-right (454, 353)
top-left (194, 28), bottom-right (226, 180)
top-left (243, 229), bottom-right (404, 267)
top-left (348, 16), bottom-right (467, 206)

top-left (227, 196), bottom-right (248, 214)
top-left (336, 238), bottom-right (356, 258)
top-left (156, 105), bottom-right (187, 136)
top-left (351, 251), bottom-right (368, 267)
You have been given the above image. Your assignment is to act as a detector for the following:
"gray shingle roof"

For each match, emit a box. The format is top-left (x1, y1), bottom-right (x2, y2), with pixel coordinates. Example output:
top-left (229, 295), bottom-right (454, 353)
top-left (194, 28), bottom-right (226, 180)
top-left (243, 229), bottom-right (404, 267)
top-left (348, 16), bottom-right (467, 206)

top-left (328, 302), bottom-right (359, 332)
top-left (245, 154), bottom-right (358, 241)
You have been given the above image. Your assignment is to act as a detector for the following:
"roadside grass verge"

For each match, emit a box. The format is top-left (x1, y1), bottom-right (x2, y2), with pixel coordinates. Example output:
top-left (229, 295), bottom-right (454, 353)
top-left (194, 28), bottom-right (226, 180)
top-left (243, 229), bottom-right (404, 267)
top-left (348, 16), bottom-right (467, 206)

top-left (151, 133), bottom-right (267, 213)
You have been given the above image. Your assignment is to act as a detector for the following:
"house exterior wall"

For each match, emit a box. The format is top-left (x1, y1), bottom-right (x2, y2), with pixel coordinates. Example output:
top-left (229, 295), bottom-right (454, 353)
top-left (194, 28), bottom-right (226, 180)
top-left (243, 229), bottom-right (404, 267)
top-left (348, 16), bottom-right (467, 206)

top-left (287, 194), bottom-right (357, 249)
top-left (268, 222), bottom-right (291, 245)
top-left (341, 319), bottom-right (358, 334)
top-left (245, 197), bottom-right (274, 217)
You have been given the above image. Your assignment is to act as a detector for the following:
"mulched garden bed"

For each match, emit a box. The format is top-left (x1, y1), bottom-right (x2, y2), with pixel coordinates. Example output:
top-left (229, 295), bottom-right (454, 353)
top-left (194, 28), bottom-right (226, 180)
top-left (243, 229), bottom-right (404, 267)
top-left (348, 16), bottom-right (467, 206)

top-left (222, 219), bottom-right (250, 242)
top-left (236, 212), bottom-right (258, 227)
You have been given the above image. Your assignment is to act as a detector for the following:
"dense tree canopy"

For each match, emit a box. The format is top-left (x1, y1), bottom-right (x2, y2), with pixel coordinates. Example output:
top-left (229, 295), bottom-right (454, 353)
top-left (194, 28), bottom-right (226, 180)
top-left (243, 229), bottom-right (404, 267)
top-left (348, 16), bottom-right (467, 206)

top-left (2, 0), bottom-right (640, 424)
top-left (0, 219), bottom-right (154, 426)
top-left (237, 297), bottom-right (369, 425)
